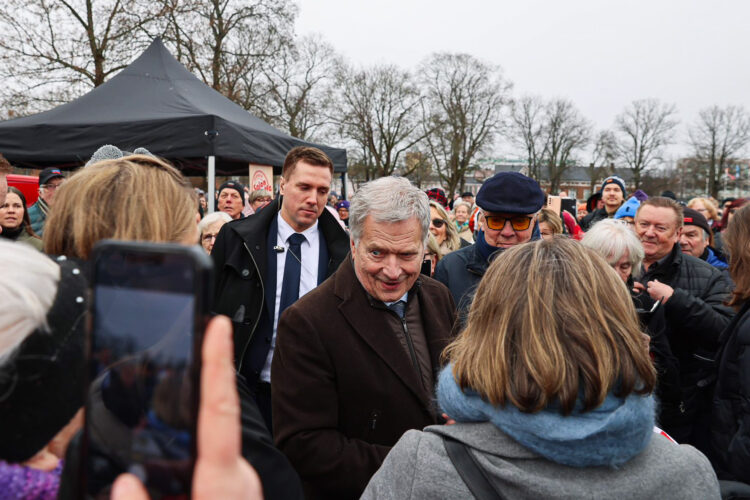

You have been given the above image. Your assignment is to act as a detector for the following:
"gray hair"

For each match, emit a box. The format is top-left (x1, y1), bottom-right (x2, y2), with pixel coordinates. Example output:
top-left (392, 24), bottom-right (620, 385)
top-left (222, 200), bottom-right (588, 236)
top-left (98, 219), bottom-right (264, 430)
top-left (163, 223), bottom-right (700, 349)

top-left (249, 189), bottom-right (272, 204)
top-left (349, 176), bottom-right (430, 245)
top-left (0, 240), bottom-right (60, 364)
top-left (581, 219), bottom-right (645, 279)
top-left (453, 200), bottom-right (472, 213)
top-left (198, 211), bottom-right (232, 236)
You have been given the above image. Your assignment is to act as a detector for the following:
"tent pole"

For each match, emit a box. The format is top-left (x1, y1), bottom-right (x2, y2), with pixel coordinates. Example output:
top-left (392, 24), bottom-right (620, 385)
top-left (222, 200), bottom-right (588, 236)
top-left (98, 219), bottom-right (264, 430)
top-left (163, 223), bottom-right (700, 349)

top-left (208, 155), bottom-right (216, 213)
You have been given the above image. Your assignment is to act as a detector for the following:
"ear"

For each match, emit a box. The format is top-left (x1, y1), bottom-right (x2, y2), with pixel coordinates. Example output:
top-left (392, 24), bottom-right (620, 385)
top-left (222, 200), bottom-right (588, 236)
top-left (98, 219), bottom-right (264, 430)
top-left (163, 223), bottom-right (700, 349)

top-left (279, 177), bottom-right (286, 196)
top-left (350, 237), bottom-right (356, 257)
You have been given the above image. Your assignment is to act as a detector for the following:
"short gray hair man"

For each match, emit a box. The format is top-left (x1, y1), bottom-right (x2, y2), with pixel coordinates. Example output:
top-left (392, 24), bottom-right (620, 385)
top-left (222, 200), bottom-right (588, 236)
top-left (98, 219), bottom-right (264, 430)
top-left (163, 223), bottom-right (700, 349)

top-left (348, 176), bottom-right (430, 245)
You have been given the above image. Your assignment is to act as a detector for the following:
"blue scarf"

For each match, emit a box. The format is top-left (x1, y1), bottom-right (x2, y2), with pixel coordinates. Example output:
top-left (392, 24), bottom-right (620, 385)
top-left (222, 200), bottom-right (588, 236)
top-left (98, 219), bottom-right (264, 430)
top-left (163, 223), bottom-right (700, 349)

top-left (436, 365), bottom-right (655, 467)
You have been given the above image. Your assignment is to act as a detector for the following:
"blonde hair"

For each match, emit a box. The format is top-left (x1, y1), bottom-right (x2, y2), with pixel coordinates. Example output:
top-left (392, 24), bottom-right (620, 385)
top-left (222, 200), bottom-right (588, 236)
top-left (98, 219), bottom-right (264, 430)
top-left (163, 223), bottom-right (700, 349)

top-left (44, 155), bottom-right (197, 259)
top-left (538, 208), bottom-right (563, 235)
top-left (430, 201), bottom-right (461, 251)
top-left (444, 238), bottom-right (656, 414)
top-left (687, 197), bottom-right (719, 222)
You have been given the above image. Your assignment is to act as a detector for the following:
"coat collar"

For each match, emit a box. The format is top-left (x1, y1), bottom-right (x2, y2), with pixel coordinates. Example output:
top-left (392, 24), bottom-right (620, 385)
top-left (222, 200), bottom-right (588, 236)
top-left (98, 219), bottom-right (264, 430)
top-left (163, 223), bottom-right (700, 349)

top-left (333, 256), bottom-right (439, 408)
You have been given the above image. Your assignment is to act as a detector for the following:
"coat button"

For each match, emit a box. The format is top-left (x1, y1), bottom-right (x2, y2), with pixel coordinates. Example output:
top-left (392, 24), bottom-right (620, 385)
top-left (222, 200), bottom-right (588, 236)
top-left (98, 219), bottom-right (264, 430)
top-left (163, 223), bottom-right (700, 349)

top-left (241, 269), bottom-right (249, 277)
top-left (255, 245), bottom-right (260, 250)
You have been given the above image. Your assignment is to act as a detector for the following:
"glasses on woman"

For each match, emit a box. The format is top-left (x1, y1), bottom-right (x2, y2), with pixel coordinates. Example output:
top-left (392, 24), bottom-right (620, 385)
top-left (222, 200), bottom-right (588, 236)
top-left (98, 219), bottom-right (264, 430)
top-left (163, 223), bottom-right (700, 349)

top-left (431, 218), bottom-right (446, 228)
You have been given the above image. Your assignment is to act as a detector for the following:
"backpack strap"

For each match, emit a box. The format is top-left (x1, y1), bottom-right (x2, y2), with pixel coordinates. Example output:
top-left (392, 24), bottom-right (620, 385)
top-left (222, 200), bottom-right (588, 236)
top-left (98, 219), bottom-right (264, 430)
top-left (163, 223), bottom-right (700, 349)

top-left (442, 435), bottom-right (506, 500)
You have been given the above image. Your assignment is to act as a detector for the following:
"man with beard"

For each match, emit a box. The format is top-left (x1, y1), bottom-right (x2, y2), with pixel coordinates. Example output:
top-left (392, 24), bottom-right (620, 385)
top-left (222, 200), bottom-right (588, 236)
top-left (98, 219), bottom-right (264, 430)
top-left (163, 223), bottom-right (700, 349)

top-left (581, 176), bottom-right (626, 230)
top-left (633, 196), bottom-right (733, 452)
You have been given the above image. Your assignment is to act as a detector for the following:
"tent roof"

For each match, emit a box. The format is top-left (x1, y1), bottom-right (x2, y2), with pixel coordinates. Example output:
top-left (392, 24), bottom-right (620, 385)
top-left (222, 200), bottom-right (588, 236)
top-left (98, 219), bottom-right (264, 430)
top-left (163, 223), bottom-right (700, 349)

top-left (0, 38), bottom-right (346, 174)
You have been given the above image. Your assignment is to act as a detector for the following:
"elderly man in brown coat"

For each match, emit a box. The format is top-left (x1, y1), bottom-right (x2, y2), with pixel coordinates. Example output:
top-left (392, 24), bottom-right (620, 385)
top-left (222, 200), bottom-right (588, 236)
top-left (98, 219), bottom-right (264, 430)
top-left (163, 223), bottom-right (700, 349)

top-left (271, 176), bottom-right (456, 499)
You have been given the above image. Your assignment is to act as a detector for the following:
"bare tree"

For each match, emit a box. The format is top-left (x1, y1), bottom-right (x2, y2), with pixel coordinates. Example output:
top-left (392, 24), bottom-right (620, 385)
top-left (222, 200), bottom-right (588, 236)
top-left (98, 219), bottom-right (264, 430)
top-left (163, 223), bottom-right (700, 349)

top-left (510, 96), bottom-right (591, 193)
top-left (159, 0), bottom-right (296, 107)
top-left (257, 34), bottom-right (341, 141)
top-left (420, 53), bottom-right (512, 197)
top-left (402, 150), bottom-right (433, 188)
top-left (688, 105), bottom-right (750, 198)
top-left (588, 130), bottom-right (618, 192)
top-left (334, 64), bottom-right (428, 180)
top-left (0, 0), bottom-right (163, 116)
top-left (541, 99), bottom-right (591, 193)
top-left (613, 99), bottom-right (678, 190)
top-left (510, 96), bottom-right (545, 181)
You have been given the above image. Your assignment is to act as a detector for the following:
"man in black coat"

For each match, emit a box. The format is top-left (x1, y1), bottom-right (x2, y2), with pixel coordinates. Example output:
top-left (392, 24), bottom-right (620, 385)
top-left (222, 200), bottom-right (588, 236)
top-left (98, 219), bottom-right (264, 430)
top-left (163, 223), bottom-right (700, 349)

top-left (633, 196), bottom-right (733, 451)
top-left (211, 147), bottom-right (350, 431)
top-left (580, 175), bottom-right (626, 231)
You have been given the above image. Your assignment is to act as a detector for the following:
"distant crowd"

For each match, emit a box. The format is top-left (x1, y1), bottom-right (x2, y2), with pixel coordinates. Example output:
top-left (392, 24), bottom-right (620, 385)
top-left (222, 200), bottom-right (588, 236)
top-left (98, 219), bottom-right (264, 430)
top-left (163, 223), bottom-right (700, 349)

top-left (2, 145), bottom-right (750, 499)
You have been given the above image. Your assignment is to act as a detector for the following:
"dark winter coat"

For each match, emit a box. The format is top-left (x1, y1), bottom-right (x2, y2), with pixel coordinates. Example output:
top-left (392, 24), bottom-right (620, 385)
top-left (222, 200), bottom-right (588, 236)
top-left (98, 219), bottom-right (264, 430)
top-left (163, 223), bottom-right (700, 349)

top-left (271, 257), bottom-right (456, 499)
top-left (710, 301), bottom-right (750, 483)
top-left (580, 207), bottom-right (614, 231)
top-left (433, 242), bottom-right (487, 322)
top-left (210, 197), bottom-right (350, 386)
top-left (638, 244), bottom-right (734, 446)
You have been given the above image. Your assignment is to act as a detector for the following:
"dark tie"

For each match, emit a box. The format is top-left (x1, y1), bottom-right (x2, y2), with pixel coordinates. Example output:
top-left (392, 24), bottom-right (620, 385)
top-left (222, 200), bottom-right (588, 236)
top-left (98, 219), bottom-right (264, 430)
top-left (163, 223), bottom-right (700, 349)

top-left (279, 233), bottom-right (306, 316)
top-left (387, 300), bottom-right (406, 319)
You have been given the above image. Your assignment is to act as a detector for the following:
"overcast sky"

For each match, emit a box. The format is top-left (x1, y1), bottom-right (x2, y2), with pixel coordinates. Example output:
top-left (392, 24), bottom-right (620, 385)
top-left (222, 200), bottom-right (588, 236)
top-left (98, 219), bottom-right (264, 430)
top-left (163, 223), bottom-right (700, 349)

top-left (296, 0), bottom-right (750, 159)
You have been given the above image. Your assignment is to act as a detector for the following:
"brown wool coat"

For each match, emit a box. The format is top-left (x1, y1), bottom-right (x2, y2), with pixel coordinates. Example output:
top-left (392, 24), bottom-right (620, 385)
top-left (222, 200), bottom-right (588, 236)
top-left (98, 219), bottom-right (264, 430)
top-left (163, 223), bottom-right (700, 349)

top-left (271, 257), bottom-right (456, 500)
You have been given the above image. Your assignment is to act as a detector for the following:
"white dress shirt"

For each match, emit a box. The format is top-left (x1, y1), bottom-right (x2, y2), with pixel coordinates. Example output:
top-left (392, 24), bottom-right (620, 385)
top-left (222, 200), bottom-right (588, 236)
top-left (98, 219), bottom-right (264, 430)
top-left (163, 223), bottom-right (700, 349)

top-left (260, 214), bottom-right (320, 382)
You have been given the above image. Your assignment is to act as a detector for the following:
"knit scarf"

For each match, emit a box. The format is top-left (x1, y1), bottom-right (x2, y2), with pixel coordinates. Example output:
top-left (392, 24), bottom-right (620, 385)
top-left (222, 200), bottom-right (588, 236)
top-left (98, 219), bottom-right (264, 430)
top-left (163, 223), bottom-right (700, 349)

top-left (475, 230), bottom-right (500, 262)
top-left (436, 365), bottom-right (655, 467)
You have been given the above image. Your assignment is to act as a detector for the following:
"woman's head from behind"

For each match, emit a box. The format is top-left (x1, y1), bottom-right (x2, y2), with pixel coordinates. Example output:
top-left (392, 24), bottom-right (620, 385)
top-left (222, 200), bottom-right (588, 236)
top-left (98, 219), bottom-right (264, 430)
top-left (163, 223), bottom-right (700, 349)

top-left (44, 155), bottom-right (197, 259)
top-left (724, 204), bottom-right (750, 307)
top-left (444, 238), bottom-right (655, 415)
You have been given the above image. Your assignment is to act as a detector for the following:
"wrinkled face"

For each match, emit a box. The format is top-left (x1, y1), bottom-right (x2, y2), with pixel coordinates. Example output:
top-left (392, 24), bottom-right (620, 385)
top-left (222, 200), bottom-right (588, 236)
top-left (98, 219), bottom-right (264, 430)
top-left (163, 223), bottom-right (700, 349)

top-left (200, 219), bottom-right (227, 254)
top-left (338, 207), bottom-right (349, 220)
top-left (483, 211), bottom-right (536, 248)
top-left (635, 205), bottom-right (681, 262)
top-left (429, 206), bottom-right (447, 244)
top-left (454, 205), bottom-right (469, 224)
top-left (40, 177), bottom-right (64, 206)
top-left (351, 216), bottom-right (424, 302)
top-left (680, 225), bottom-right (708, 258)
top-left (251, 196), bottom-right (271, 211)
top-left (612, 252), bottom-right (632, 283)
top-left (602, 184), bottom-right (624, 209)
top-left (620, 216), bottom-right (635, 229)
top-left (279, 161), bottom-right (332, 232)
top-left (538, 221), bottom-right (554, 240)
top-left (218, 189), bottom-right (243, 219)
top-left (0, 192), bottom-right (24, 230)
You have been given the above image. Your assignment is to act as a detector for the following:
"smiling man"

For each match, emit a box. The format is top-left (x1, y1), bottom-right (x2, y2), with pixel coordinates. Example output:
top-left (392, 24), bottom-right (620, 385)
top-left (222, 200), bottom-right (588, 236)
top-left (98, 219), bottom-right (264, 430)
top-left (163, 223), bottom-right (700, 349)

top-left (271, 176), bottom-right (455, 499)
top-left (581, 175), bottom-right (626, 230)
top-left (634, 196), bottom-right (733, 451)
top-left (434, 171), bottom-right (545, 318)
top-left (211, 147), bottom-right (350, 431)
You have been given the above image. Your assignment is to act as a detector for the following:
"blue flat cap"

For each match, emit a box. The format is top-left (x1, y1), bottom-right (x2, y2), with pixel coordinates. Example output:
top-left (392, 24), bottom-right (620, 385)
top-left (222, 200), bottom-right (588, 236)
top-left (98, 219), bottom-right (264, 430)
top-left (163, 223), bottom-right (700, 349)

top-left (476, 172), bottom-right (545, 214)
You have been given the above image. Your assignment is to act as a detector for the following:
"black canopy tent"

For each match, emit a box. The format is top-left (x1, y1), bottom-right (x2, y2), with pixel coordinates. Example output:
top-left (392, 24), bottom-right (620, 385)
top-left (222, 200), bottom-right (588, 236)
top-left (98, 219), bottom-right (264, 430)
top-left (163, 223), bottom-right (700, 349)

top-left (0, 38), bottom-right (347, 207)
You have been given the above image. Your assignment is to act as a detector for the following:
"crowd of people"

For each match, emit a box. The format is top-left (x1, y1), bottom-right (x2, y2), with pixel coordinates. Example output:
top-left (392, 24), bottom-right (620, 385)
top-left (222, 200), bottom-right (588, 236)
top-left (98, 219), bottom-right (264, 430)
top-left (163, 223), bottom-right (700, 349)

top-left (2, 145), bottom-right (750, 499)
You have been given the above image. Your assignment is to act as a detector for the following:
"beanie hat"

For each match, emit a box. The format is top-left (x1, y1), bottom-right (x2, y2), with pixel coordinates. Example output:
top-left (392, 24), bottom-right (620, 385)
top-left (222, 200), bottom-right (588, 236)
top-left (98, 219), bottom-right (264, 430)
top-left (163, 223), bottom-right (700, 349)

top-left (0, 257), bottom-right (87, 462)
top-left (86, 144), bottom-right (153, 166)
top-left (218, 181), bottom-right (245, 204)
top-left (660, 190), bottom-right (677, 200)
top-left (682, 207), bottom-right (711, 236)
top-left (425, 188), bottom-right (448, 208)
top-left (335, 200), bottom-right (350, 210)
top-left (601, 176), bottom-right (626, 197)
top-left (632, 189), bottom-right (649, 202)
top-left (614, 196), bottom-right (640, 220)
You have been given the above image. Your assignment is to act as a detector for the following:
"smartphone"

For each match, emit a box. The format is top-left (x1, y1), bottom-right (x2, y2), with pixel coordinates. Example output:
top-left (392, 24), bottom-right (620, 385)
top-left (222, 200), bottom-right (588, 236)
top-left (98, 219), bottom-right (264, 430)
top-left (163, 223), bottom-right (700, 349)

top-left (80, 240), bottom-right (213, 499)
top-left (547, 195), bottom-right (577, 220)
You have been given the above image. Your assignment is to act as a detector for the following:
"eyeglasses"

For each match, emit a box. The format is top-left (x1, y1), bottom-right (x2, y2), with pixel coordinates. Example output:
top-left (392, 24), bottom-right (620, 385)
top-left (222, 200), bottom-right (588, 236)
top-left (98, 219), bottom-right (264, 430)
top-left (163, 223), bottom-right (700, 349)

top-left (431, 218), bottom-right (446, 228)
top-left (484, 214), bottom-right (533, 231)
top-left (43, 182), bottom-right (63, 190)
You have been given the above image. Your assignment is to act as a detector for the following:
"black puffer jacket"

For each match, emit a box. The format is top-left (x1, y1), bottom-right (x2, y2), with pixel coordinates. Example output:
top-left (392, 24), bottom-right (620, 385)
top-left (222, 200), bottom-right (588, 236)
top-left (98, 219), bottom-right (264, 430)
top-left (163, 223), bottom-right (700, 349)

top-left (710, 302), bottom-right (750, 482)
top-left (638, 244), bottom-right (734, 446)
top-left (580, 207), bottom-right (612, 231)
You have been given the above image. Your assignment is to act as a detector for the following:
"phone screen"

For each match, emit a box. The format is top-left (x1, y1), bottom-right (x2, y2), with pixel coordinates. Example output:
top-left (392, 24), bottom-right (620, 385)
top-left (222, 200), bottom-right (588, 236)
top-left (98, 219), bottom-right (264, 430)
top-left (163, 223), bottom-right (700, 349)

top-left (84, 246), bottom-right (204, 498)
